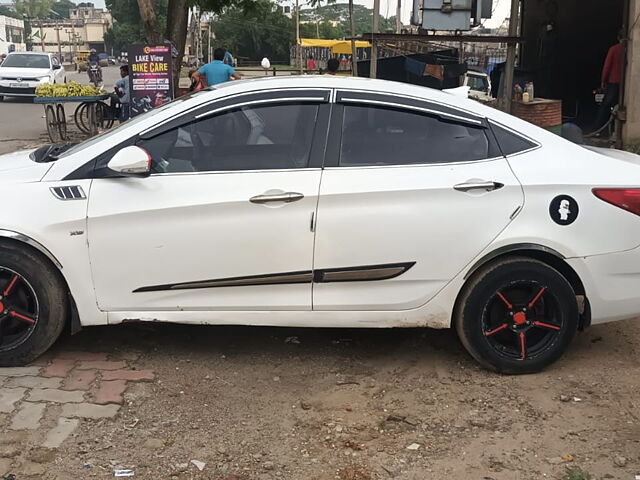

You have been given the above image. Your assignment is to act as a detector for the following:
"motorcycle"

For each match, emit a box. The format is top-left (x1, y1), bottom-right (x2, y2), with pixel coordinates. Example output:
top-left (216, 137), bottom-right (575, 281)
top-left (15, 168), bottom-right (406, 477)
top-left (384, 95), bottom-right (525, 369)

top-left (87, 62), bottom-right (102, 87)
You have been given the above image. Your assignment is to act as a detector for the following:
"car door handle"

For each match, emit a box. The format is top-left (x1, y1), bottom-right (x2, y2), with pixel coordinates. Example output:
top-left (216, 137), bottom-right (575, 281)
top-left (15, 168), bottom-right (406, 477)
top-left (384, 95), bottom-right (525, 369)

top-left (453, 181), bottom-right (504, 192)
top-left (249, 192), bottom-right (304, 204)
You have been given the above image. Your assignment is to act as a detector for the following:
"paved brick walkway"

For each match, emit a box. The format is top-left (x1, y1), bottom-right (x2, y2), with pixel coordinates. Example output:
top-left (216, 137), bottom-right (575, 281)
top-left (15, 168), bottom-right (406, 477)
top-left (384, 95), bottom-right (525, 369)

top-left (0, 351), bottom-right (154, 476)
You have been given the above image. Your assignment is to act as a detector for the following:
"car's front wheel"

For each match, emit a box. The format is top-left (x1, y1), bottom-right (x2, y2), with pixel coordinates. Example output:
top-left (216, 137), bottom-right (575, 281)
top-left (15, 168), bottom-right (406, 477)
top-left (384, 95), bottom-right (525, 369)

top-left (0, 242), bottom-right (68, 366)
top-left (455, 257), bottom-right (579, 374)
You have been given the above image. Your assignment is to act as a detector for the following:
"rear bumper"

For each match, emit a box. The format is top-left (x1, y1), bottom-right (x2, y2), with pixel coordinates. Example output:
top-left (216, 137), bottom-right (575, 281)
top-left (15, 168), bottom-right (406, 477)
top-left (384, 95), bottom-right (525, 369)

top-left (567, 247), bottom-right (640, 325)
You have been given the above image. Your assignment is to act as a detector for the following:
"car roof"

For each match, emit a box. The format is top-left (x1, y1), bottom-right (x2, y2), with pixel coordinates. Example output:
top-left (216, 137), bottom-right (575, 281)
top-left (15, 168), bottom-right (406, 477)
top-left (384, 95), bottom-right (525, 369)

top-left (188, 75), bottom-right (480, 114)
top-left (6, 51), bottom-right (53, 57)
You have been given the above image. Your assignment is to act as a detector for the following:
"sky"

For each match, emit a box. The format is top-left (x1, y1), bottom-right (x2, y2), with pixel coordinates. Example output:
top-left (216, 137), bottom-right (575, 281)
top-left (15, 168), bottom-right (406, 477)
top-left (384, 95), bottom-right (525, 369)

top-left (78, 0), bottom-right (511, 28)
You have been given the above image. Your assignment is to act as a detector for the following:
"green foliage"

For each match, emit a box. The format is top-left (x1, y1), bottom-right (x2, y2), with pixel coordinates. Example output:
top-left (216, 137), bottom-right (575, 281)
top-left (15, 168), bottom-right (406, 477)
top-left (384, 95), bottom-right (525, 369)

top-left (50, 0), bottom-right (75, 18)
top-left (0, 5), bottom-right (22, 19)
top-left (105, 0), bottom-right (168, 52)
top-left (624, 142), bottom-right (640, 155)
top-left (211, 0), bottom-right (294, 62)
top-left (300, 3), bottom-right (397, 35)
top-left (13, 0), bottom-right (54, 18)
top-left (562, 467), bottom-right (592, 480)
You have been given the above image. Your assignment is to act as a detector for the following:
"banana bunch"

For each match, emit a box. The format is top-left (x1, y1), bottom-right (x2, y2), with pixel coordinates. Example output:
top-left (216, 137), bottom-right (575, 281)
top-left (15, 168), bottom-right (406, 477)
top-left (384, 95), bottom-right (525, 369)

top-left (36, 81), bottom-right (103, 98)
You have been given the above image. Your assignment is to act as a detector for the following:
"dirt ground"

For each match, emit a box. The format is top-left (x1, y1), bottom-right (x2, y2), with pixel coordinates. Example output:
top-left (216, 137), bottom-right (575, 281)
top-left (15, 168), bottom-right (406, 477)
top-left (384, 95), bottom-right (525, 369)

top-left (6, 316), bottom-right (634, 480)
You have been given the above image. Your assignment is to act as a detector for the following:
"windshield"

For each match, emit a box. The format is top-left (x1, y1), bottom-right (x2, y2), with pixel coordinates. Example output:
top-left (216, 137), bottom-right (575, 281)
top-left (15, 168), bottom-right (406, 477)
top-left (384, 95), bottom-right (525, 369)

top-left (2, 54), bottom-right (50, 69)
top-left (58, 89), bottom-right (213, 158)
top-left (467, 74), bottom-right (488, 92)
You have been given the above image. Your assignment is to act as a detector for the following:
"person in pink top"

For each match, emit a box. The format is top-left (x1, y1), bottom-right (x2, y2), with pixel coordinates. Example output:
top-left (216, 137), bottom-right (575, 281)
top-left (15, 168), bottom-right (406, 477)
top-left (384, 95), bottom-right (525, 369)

top-left (595, 30), bottom-right (624, 131)
top-left (307, 55), bottom-right (316, 71)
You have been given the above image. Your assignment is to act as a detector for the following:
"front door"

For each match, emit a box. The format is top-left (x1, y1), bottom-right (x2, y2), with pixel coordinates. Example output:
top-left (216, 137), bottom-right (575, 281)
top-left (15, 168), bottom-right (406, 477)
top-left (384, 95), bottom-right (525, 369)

top-left (313, 93), bottom-right (524, 310)
top-left (87, 98), bottom-right (327, 312)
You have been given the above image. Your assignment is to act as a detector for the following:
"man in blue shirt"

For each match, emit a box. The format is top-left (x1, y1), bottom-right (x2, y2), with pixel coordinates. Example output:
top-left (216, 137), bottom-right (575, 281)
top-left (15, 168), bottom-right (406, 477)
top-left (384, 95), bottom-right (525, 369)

top-left (112, 65), bottom-right (130, 121)
top-left (193, 48), bottom-right (241, 86)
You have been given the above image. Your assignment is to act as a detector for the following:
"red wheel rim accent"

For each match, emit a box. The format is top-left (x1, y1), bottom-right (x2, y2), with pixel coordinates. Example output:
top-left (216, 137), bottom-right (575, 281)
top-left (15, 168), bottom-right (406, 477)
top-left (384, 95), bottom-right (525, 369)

top-left (0, 267), bottom-right (39, 352)
top-left (481, 281), bottom-right (563, 361)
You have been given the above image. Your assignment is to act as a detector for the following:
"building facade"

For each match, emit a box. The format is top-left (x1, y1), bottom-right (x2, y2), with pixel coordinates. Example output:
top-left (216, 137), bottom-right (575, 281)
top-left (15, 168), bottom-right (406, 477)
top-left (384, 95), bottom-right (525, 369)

top-left (0, 15), bottom-right (26, 55)
top-left (34, 5), bottom-right (112, 61)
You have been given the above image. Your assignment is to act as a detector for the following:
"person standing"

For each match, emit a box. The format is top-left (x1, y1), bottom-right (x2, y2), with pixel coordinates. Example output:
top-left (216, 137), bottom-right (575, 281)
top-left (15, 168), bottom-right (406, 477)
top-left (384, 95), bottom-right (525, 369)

top-left (307, 54), bottom-right (316, 71)
top-left (113, 65), bottom-right (130, 122)
top-left (595, 30), bottom-right (624, 131)
top-left (223, 48), bottom-right (234, 66)
top-left (192, 48), bottom-right (241, 87)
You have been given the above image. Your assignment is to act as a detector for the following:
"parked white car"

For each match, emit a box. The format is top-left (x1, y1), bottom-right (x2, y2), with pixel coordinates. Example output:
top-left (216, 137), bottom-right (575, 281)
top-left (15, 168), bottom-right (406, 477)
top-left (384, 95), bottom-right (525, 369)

top-left (0, 52), bottom-right (65, 100)
top-left (1, 76), bottom-right (639, 373)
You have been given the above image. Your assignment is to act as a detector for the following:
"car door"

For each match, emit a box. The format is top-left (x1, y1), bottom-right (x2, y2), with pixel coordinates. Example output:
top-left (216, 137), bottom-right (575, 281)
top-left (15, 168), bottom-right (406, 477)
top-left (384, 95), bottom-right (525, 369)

top-left (51, 56), bottom-right (63, 82)
top-left (312, 91), bottom-right (524, 310)
top-left (87, 90), bottom-right (330, 312)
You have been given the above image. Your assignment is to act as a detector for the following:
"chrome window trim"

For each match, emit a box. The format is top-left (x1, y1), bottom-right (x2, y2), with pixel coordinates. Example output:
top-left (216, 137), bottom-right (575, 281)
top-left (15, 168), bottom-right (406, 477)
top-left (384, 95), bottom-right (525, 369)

top-left (139, 88), bottom-right (332, 136)
top-left (336, 88), bottom-right (485, 121)
top-left (0, 229), bottom-right (63, 269)
top-left (194, 96), bottom-right (326, 120)
top-left (323, 156), bottom-right (505, 171)
top-left (148, 167), bottom-right (323, 177)
top-left (339, 97), bottom-right (484, 126)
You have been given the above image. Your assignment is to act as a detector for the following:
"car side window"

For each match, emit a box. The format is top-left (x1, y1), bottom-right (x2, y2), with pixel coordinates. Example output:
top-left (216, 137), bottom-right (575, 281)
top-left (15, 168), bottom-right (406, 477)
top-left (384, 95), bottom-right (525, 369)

top-left (489, 122), bottom-right (538, 156)
top-left (138, 102), bottom-right (319, 173)
top-left (338, 104), bottom-right (490, 167)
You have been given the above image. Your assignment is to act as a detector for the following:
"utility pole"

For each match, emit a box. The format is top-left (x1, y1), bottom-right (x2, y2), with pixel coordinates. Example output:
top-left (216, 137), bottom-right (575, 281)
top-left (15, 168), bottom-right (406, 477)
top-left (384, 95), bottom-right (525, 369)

top-left (396, 0), bottom-right (401, 33)
top-left (296, 0), bottom-right (303, 73)
top-left (370, 0), bottom-right (380, 78)
top-left (349, 0), bottom-right (357, 76)
top-left (39, 21), bottom-right (45, 52)
top-left (503, 0), bottom-right (520, 113)
top-left (55, 22), bottom-right (62, 61)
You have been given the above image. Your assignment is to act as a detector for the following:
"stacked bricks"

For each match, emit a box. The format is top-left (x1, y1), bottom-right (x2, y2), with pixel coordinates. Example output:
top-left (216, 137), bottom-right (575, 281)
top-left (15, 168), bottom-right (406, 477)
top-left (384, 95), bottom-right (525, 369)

top-left (0, 351), bottom-right (154, 475)
top-left (511, 98), bottom-right (562, 130)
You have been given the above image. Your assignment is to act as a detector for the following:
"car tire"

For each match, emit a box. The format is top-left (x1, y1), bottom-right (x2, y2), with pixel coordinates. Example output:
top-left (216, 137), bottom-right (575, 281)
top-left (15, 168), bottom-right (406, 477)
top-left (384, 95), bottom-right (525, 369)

top-left (0, 96), bottom-right (3, 102)
top-left (0, 242), bottom-right (68, 367)
top-left (455, 257), bottom-right (579, 374)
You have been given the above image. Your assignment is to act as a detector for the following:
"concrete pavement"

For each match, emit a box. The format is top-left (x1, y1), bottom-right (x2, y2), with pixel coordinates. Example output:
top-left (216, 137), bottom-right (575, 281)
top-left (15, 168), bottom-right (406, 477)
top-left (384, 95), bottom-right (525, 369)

top-left (0, 65), bottom-right (123, 155)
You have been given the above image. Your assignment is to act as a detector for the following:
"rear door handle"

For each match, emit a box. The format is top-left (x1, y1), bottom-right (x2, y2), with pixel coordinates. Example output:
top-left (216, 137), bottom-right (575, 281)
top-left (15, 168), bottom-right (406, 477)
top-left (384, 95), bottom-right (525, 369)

top-left (250, 192), bottom-right (304, 204)
top-left (453, 181), bottom-right (504, 192)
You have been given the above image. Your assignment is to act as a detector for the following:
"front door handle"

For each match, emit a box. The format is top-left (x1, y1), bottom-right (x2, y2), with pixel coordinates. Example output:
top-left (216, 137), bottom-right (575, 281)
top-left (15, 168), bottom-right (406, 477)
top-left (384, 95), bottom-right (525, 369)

top-left (453, 181), bottom-right (504, 192)
top-left (250, 192), bottom-right (304, 204)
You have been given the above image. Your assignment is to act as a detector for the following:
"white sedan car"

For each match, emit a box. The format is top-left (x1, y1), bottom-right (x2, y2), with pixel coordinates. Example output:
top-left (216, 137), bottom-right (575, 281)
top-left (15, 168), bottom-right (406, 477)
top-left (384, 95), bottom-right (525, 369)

top-left (1, 76), bottom-right (639, 373)
top-left (0, 51), bottom-right (66, 100)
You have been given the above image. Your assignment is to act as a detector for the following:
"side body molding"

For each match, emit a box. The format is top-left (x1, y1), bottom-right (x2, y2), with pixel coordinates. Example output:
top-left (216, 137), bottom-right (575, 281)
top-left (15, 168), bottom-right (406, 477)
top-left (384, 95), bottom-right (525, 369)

top-left (0, 229), bottom-right (63, 269)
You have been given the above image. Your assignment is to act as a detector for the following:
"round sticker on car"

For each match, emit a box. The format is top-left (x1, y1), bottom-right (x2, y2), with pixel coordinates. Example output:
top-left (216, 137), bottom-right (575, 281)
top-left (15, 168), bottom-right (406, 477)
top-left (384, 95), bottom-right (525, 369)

top-left (549, 195), bottom-right (579, 225)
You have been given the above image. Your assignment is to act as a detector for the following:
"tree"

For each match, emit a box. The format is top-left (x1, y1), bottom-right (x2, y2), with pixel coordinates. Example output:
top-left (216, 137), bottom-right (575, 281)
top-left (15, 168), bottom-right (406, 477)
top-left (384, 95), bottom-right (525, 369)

top-left (137, 0), bottom-right (163, 43)
top-left (50, 0), bottom-right (75, 18)
top-left (105, 0), bottom-right (168, 54)
top-left (0, 5), bottom-right (22, 19)
top-left (212, 0), bottom-right (294, 62)
top-left (13, 0), bottom-right (54, 18)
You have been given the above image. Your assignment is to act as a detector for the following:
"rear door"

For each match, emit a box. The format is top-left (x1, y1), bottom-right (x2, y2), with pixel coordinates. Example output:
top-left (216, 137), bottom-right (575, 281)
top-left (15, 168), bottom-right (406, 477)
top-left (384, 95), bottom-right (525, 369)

top-left (312, 91), bottom-right (524, 310)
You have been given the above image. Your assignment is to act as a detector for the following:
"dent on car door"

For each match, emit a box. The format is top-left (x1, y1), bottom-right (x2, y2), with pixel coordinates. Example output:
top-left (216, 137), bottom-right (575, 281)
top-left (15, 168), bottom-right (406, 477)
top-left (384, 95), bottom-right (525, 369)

top-left (87, 95), bottom-right (330, 312)
top-left (312, 93), bottom-right (524, 311)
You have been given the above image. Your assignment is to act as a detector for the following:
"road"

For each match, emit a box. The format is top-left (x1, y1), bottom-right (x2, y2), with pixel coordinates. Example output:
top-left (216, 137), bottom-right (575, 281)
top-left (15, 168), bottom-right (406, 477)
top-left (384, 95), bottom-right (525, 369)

top-left (0, 65), bottom-right (122, 155)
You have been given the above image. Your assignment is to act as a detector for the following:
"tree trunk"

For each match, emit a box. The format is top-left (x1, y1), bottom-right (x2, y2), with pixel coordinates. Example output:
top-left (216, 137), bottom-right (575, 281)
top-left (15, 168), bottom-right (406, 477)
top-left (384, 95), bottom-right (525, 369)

top-left (349, 0), bottom-right (357, 76)
top-left (136, 0), bottom-right (163, 44)
top-left (166, 0), bottom-right (189, 96)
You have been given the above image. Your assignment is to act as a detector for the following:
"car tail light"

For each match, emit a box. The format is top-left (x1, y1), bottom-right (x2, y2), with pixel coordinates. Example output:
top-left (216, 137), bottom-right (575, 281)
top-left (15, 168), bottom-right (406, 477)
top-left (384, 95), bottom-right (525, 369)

top-left (593, 188), bottom-right (640, 217)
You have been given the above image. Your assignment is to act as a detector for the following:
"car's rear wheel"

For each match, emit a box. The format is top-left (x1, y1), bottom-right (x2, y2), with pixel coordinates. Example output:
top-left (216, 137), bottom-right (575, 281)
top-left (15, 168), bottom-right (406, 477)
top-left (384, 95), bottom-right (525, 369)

top-left (455, 257), bottom-right (579, 374)
top-left (0, 243), bottom-right (68, 366)
top-left (0, 95), bottom-right (4, 102)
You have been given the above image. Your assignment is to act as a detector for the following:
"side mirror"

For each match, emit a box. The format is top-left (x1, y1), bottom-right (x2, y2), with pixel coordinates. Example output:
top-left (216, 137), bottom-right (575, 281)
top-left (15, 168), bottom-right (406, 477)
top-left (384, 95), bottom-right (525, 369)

top-left (107, 145), bottom-right (152, 177)
top-left (53, 64), bottom-right (62, 70)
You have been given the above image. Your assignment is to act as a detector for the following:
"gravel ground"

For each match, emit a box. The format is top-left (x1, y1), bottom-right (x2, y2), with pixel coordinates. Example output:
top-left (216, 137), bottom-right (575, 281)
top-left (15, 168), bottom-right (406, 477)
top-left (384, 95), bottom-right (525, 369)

top-left (23, 317), bottom-right (640, 480)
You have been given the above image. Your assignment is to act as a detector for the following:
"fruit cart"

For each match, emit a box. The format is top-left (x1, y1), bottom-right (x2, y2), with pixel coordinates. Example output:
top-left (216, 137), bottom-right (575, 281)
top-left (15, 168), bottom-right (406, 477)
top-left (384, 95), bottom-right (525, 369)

top-left (34, 94), bottom-right (114, 142)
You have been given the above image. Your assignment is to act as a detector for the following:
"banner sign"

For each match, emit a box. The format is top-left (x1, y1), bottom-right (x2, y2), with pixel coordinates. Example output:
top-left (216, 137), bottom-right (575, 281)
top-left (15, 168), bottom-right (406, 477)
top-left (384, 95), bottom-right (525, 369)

top-left (128, 43), bottom-right (173, 117)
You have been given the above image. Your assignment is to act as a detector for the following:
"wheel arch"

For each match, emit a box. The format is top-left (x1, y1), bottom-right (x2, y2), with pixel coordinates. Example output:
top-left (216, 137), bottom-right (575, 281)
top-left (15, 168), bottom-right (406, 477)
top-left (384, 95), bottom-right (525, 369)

top-left (459, 243), bottom-right (590, 329)
top-left (0, 230), bottom-right (82, 334)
